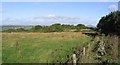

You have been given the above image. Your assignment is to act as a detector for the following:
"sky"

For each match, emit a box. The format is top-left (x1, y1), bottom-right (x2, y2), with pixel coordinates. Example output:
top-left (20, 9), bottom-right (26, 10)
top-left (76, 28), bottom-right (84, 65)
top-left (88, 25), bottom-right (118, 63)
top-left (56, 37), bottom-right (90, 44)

top-left (1, 0), bottom-right (119, 2)
top-left (1, 2), bottom-right (118, 26)
top-left (118, 1), bottom-right (120, 11)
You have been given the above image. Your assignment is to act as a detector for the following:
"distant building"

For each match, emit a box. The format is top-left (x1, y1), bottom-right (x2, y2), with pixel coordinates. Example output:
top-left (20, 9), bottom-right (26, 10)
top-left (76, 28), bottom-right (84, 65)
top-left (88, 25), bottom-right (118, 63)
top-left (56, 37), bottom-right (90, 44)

top-left (118, 1), bottom-right (120, 11)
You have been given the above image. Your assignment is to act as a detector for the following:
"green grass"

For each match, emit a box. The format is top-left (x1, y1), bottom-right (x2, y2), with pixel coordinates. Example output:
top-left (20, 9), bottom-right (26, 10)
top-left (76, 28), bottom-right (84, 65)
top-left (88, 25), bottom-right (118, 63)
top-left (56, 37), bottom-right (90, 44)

top-left (2, 32), bottom-right (92, 63)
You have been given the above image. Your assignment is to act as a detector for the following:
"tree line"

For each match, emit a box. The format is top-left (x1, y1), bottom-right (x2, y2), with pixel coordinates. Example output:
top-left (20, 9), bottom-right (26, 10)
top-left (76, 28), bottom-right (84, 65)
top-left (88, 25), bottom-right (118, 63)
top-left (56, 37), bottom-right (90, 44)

top-left (3, 24), bottom-right (94, 32)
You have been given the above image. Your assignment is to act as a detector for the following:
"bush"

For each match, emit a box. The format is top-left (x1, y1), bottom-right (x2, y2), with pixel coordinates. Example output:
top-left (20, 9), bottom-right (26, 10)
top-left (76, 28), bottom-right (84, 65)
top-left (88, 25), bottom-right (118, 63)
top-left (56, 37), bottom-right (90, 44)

top-left (97, 11), bottom-right (120, 35)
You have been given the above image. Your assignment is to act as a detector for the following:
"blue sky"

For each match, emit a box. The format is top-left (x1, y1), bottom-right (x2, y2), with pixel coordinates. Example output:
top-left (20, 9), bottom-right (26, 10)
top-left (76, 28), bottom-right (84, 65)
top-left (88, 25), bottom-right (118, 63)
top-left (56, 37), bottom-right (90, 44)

top-left (1, 0), bottom-right (119, 2)
top-left (2, 2), bottom-right (118, 26)
top-left (118, 1), bottom-right (120, 11)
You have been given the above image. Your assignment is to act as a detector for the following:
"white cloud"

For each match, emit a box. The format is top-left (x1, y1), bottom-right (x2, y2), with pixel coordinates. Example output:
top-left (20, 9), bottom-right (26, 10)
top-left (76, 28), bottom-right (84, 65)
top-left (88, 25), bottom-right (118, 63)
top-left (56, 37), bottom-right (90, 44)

top-left (2, 15), bottom-right (97, 26)
top-left (108, 4), bottom-right (118, 12)
top-left (47, 14), bottom-right (56, 18)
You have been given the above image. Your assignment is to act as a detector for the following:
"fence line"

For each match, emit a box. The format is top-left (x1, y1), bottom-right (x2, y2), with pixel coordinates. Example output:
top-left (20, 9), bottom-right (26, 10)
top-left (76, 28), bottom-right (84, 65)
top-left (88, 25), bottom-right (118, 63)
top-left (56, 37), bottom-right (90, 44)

top-left (64, 40), bottom-right (93, 64)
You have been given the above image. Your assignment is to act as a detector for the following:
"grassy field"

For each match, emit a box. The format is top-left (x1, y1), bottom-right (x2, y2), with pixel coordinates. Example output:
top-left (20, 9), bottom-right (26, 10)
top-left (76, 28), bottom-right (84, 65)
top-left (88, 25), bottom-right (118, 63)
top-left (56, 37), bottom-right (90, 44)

top-left (2, 32), bottom-right (92, 63)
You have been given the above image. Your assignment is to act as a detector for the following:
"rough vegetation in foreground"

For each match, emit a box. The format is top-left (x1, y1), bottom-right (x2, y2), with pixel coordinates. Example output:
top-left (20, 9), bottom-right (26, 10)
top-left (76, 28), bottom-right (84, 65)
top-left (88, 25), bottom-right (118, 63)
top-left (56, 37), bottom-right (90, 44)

top-left (2, 32), bottom-right (92, 63)
top-left (2, 32), bottom-right (120, 64)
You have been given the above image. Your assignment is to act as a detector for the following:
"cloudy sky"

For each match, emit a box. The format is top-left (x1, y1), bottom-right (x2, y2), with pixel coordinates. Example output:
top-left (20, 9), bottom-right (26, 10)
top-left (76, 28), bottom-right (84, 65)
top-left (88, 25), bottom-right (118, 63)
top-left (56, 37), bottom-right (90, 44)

top-left (1, 2), bottom-right (118, 26)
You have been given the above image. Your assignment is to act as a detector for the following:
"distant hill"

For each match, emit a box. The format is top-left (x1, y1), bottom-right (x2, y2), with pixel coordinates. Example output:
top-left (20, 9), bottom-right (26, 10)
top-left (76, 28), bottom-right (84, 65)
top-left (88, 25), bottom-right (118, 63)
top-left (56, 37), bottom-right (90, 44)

top-left (1, 25), bottom-right (32, 31)
top-left (86, 25), bottom-right (96, 28)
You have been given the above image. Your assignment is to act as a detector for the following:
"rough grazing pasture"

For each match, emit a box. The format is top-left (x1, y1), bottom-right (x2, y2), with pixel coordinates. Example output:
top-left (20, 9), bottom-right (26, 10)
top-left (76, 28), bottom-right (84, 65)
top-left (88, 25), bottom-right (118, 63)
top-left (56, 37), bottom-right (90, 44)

top-left (2, 32), bottom-right (92, 63)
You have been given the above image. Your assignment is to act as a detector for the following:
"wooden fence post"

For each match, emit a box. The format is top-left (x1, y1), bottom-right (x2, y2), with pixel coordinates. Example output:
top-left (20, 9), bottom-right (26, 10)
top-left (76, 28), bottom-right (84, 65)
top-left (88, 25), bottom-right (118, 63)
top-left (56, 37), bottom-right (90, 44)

top-left (83, 47), bottom-right (86, 55)
top-left (73, 54), bottom-right (77, 65)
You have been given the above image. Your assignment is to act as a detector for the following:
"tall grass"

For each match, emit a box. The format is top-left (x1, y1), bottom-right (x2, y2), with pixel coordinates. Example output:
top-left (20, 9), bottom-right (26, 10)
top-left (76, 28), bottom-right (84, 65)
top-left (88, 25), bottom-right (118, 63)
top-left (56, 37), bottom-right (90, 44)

top-left (2, 32), bottom-right (92, 63)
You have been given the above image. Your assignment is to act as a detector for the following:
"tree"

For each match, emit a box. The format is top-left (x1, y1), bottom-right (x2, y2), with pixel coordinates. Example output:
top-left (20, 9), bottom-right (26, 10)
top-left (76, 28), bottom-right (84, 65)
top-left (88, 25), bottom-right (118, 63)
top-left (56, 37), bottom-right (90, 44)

top-left (34, 25), bottom-right (42, 30)
top-left (76, 24), bottom-right (86, 31)
top-left (16, 28), bottom-right (27, 32)
top-left (50, 23), bottom-right (63, 32)
top-left (97, 11), bottom-right (120, 35)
